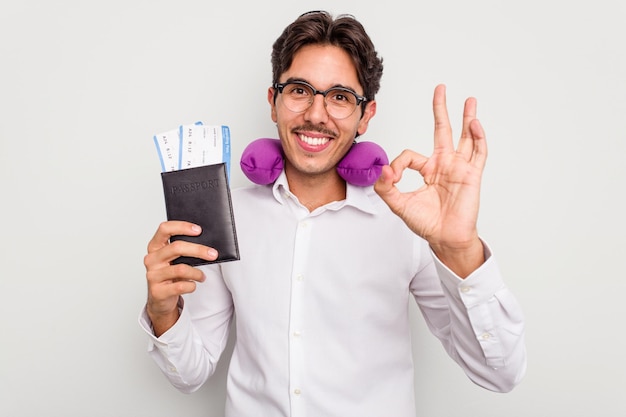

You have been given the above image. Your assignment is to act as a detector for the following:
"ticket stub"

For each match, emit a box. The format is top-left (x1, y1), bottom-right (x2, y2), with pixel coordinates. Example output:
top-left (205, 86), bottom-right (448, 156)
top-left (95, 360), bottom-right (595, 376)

top-left (153, 122), bottom-right (231, 178)
top-left (153, 127), bottom-right (181, 172)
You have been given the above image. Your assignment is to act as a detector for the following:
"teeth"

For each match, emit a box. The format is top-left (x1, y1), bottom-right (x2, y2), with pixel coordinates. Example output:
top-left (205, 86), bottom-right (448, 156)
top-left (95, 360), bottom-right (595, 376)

top-left (299, 134), bottom-right (329, 146)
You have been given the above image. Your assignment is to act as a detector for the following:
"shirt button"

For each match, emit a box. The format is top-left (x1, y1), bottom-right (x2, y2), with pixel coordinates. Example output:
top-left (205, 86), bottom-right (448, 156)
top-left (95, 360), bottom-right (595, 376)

top-left (296, 274), bottom-right (304, 281)
top-left (481, 333), bottom-right (491, 340)
top-left (294, 389), bottom-right (302, 395)
top-left (293, 331), bottom-right (301, 337)
top-left (460, 286), bottom-right (471, 293)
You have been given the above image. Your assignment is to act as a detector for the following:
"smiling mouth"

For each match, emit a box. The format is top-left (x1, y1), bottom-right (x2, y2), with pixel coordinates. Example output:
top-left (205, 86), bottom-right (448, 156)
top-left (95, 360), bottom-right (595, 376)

top-left (298, 133), bottom-right (330, 146)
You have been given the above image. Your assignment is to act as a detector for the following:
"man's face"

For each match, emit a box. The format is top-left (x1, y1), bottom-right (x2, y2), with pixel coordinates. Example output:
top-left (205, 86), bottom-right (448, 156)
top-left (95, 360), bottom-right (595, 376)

top-left (267, 44), bottom-right (376, 180)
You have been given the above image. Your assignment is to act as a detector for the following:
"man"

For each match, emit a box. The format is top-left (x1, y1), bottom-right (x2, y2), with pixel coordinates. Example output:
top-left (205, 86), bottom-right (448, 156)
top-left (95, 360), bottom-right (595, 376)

top-left (140, 10), bottom-right (526, 417)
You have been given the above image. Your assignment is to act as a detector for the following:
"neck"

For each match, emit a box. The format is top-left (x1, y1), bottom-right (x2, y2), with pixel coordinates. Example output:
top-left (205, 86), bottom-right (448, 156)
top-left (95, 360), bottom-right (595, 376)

top-left (285, 166), bottom-right (347, 211)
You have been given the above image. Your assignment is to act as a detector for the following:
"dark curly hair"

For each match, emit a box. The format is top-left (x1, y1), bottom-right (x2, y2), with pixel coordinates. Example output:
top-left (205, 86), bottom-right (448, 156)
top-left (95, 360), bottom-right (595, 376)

top-left (271, 11), bottom-right (384, 102)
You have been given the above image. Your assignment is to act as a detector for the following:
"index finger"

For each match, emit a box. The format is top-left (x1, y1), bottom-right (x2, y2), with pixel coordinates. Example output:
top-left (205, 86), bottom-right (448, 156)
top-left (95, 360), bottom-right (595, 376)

top-left (147, 220), bottom-right (202, 253)
top-left (388, 149), bottom-right (429, 180)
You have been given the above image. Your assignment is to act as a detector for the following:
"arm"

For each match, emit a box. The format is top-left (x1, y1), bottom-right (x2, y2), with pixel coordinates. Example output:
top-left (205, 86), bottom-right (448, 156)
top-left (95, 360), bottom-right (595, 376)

top-left (140, 221), bottom-right (233, 392)
top-left (377, 85), bottom-right (526, 389)
top-left (412, 241), bottom-right (526, 392)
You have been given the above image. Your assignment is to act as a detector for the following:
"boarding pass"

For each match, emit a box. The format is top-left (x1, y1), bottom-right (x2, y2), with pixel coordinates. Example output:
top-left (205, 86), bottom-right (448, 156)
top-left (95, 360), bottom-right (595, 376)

top-left (153, 122), bottom-right (231, 177)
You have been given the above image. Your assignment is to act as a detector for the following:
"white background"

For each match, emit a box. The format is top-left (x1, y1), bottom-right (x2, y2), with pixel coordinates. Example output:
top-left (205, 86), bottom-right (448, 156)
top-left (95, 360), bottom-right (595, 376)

top-left (1, 0), bottom-right (625, 416)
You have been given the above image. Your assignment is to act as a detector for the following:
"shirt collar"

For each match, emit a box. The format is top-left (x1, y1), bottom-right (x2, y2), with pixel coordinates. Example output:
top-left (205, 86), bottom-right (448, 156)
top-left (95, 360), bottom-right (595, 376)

top-left (272, 171), bottom-right (379, 215)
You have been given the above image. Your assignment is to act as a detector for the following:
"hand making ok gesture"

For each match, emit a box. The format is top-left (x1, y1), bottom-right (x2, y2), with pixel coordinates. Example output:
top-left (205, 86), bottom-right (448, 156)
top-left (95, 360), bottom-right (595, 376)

top-left (375, 84), bottom-right (487, 278)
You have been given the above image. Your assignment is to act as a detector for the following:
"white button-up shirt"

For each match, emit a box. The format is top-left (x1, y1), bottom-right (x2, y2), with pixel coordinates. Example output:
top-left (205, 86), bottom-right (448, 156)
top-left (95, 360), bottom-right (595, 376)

top-left (139, 172), bottom-right (526, 417)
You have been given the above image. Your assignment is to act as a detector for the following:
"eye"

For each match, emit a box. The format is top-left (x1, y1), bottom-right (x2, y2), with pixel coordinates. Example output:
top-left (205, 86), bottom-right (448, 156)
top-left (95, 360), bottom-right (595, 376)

top-left (286, 83), bottom-right (312, 98)
top-left (328, 89), bottom-right (356, 105)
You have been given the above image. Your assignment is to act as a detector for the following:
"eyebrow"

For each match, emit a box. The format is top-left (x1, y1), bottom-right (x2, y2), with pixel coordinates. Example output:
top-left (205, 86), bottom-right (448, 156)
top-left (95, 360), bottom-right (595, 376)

top-left (282, 77), bottom-right (361, 94)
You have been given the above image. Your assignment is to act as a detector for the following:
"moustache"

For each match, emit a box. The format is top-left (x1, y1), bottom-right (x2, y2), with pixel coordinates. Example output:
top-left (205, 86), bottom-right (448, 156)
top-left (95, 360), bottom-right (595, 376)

top-left (292, 124), bottom-right (338, 138)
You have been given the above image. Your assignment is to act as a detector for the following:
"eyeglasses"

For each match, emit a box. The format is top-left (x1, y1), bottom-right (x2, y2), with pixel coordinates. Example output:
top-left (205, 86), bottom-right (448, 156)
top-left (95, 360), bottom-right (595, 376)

top-left (273, 80), bottom-right (368, 119)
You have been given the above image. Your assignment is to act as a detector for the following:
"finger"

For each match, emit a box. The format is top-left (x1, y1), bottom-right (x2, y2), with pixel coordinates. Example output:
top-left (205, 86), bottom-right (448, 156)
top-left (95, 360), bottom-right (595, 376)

top-left (374, 164), bottom-right (399, 198)
top-left (146, 266), bottom-right (202, 309)
top-left (388, 149), bottom-right (429, 176)
top-left (147, 262), bottom-right (206, 286)
top-left (374, 164), bottom-right (408, 215)
top-left (457, 96), bottom-right (479, 158)
top-left (147, 220), bottom-right (202, 253)
top-left (469, 118), bottom-right (488, 169)
top-left (374, 150), bottom-right (428, 204)
top-left (460, 96), bottom-right (477, 138)
top-left (145, 239), bottom-right (219, 270)
top-left (432, 84), bottom-right (453, 152)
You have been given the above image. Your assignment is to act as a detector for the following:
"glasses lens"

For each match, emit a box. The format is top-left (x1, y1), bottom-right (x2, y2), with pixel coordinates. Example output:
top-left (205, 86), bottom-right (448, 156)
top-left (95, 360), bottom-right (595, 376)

top-left (279, 82), bottom-right (360, 119)
top-left (325, 88), bottom-right (358, 119)
top-left (281, 83), bottom-right (314, 113)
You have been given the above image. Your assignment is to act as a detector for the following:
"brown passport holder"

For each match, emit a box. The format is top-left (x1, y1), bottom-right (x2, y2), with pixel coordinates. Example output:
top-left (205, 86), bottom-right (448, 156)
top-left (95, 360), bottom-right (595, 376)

top-left (161, 163), bottom-right (239, 266)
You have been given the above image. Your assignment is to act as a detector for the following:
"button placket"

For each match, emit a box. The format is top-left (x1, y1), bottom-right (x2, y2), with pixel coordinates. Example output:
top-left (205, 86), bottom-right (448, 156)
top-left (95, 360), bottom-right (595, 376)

top-left (288, 218), bottom-right (312, 414)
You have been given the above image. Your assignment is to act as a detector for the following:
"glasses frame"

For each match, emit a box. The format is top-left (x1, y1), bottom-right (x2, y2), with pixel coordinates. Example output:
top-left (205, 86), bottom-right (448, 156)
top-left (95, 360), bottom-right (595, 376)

top-left (273, 80), bottom-right (368, 119)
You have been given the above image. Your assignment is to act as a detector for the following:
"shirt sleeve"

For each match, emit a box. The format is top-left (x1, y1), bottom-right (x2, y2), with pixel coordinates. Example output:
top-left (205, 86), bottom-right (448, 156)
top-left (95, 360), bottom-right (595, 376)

top-left (137, 264), bottom-right (234, 394)
top-left (411, 239), bottom-right (527, 392)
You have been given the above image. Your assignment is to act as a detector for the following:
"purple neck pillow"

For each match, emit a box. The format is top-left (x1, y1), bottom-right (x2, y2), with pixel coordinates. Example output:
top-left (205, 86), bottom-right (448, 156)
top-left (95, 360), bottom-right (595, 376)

top-left (240, 138), bottom-right (389, 186)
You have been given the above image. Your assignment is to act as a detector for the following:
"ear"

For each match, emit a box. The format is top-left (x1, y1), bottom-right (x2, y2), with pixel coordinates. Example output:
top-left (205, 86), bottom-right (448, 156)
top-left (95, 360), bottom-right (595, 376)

top-left (268, 87), bottom-right (278, 123)
top-left (357, 100), bottom-right (377, 136)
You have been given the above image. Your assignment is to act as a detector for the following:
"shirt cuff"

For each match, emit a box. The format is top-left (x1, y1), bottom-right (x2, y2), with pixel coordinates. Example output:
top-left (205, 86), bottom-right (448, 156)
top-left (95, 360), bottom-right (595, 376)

top-left (137, 298), bottom-right (188, 352)
top-left (431, 239), bottom-right (506, 306)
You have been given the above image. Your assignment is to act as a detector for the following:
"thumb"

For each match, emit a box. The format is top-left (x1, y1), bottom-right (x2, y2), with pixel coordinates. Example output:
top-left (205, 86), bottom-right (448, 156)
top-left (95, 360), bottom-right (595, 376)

top-left (374, 165), bottom-right (397, 200)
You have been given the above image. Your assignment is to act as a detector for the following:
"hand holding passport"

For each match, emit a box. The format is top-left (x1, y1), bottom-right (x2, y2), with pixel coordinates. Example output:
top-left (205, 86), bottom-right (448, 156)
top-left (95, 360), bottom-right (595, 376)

top-left (153, 122), bottom-right (239, 266)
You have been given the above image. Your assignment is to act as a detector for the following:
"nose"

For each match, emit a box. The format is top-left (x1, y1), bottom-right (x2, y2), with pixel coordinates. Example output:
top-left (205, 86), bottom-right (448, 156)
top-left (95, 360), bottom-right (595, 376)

top-left (304, 93), bottom-right (329, 123)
